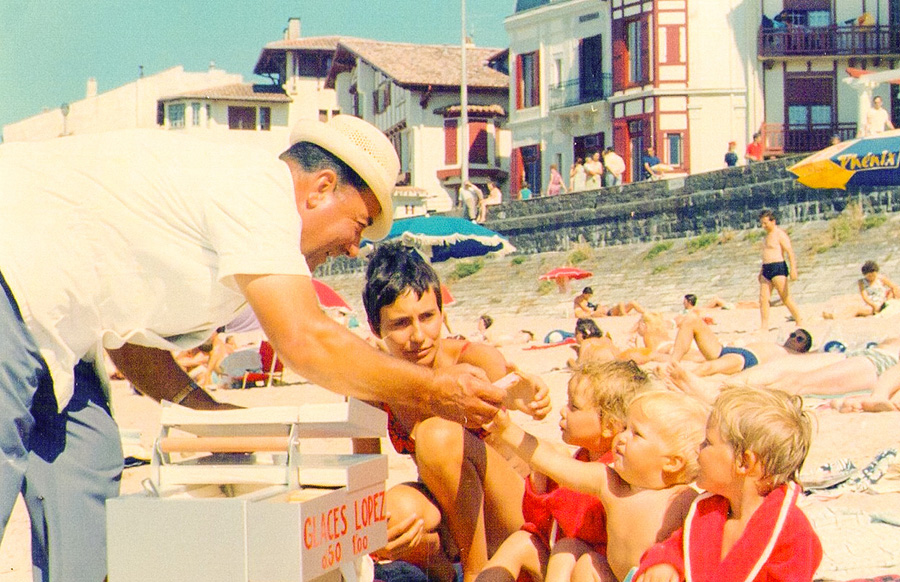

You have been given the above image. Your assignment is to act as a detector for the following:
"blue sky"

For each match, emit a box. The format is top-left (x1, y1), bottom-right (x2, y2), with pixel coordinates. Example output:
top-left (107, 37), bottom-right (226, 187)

top-left (0, 0), bottom-right (514, 130)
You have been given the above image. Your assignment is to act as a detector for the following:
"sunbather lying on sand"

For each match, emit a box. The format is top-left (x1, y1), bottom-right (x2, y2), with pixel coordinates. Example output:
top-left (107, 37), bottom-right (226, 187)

top-left (831, 359), bottom-right (900, 413)
top-left (573, 287), bottom-right (643, 318)
top-left (660, 337), bottom-right (900, 404)
top-left (669, 312), bottom-right (812, 376)
top-left (568, 314), bottom-right (683, 368)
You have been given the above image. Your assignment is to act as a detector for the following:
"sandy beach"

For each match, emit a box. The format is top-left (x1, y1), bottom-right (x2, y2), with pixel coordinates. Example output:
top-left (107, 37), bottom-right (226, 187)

top-left (1, 304), bottom-right (898, 581)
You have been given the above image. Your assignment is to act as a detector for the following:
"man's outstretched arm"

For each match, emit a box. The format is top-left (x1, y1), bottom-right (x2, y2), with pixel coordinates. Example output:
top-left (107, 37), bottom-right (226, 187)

top-left (235, 273), bottom-right (505, 426)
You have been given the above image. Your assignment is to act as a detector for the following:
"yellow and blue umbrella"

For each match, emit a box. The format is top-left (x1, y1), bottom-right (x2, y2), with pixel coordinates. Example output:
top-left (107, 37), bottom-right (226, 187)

top-left (788, 129), bottom-right (900, 189)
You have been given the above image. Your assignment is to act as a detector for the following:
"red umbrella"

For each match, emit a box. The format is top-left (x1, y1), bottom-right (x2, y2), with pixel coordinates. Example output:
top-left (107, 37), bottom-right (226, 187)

top-left (440, 283), bottom-right (456, 306)
top-left (539, 267), bottom-right (593, 282)
top-left (312, 279), bottom-right (351, 310)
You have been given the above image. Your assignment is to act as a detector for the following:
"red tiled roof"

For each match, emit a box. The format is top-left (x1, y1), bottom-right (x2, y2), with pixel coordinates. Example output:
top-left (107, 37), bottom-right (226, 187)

top-left (334, 39), bottom-right (508, 89)
top-left (160, 83), bottom-right (292, 103)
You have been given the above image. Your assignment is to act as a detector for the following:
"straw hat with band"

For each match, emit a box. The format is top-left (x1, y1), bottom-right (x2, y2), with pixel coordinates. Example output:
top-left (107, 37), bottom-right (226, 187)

top-left (289, 115), bottom-right (400, 241)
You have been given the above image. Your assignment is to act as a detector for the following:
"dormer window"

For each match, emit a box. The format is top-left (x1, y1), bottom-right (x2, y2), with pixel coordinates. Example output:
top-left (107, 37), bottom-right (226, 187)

top-left (374, 82), bottom-right (391, 114)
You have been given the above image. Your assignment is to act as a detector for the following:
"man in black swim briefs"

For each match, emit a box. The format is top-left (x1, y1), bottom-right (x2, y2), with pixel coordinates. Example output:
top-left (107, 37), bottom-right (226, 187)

top-left (757, 209), bottom-right (804, 329)
top-left (760, 260), bottom-right (789, 281)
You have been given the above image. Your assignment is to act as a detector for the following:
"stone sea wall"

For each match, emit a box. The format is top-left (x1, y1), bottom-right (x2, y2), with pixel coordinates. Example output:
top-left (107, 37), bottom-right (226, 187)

top-left (318, 156), bottom-right (900, 275)
top-left (487, 156), bottom-right (900, 254)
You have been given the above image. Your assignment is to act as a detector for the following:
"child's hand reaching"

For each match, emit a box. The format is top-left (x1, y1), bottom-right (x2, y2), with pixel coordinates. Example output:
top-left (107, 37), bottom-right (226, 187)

top-left (499, 369), bottom-right (552, 420)
top-left (635, 564), bottom-right (680, 582)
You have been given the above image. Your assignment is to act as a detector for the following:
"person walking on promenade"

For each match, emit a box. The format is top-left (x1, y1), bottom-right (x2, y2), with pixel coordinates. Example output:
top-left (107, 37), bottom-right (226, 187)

top-left (480, 180), bottom-right (503, 222)
top-left (0, 115), bottom-right (503, 581)
top-left (757, 208), bottom-right (803, 329)
top-left (570, 158), bottom-right (587, 192)
top-left (584, 152), bottom-right (604, 189)
top-left (745, 132), bottom-right (764, 163)
top-left (603, 147), bottom-right (626, 186)
top-left (461, 180), bottom-right (484, 222)
top-left (724, 141), bottom-right (738, 167)
top-left (547, 164), bottom-right (568, 196)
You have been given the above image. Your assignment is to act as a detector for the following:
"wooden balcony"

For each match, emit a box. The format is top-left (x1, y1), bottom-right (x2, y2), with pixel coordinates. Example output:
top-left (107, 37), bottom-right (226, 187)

top-left (760, 122), bottom-right (857, 156)
top-left (758, 25), bottom-right (899, 59)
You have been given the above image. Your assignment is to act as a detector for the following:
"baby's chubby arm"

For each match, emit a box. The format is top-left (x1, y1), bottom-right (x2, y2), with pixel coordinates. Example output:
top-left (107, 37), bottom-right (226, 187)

top-left (485, 409), bottom-right (608, 497)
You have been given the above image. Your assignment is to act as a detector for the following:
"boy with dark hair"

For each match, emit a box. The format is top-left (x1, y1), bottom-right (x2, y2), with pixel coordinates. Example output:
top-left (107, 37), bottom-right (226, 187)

top-left (360, 243), bottom-right (551, 582)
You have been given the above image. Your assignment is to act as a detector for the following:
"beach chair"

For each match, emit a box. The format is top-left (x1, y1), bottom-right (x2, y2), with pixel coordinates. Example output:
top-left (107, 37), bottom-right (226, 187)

top-left (220, 341), bottom-right (283, 389)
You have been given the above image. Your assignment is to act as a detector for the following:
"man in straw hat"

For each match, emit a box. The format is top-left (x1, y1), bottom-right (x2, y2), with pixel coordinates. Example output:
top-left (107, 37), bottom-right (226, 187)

top-left (0, 115), bottom-right (504, 581)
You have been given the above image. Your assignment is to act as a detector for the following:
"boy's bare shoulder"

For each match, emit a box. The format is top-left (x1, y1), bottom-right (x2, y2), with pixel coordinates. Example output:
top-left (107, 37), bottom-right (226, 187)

top-left (452, 338), bottom-right (508, 379)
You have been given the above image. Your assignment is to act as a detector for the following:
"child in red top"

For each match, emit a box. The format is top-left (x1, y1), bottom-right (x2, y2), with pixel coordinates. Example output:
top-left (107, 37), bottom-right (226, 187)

top-left (635, 386), bottom-right (822, 582)
top-left (477, 361), bottom-right (654, 582)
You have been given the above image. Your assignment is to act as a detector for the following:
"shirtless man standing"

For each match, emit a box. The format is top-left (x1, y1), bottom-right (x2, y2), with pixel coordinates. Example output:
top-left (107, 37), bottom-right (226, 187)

top-left (758, 209), bottom-right (803, 329)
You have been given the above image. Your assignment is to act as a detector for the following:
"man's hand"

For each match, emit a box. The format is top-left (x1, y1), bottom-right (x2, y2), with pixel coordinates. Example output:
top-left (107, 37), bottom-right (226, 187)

top-left (429, 364), bottom-right (503, 427)
top-left (635, 564), bottom-right (680, 582)
top-left (790, 271), bottom-right (798, 281)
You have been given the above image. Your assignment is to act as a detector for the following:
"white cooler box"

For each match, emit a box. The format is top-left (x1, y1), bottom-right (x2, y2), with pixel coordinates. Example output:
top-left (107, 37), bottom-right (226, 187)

top-left (108, 400), bottom-right (388, 582)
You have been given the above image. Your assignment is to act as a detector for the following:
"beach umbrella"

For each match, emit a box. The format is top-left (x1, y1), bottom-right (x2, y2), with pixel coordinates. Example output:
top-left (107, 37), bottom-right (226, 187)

top-left (225, 279), bottom-right (351, 333)
top-left (539, 267), bottom-right (593, 282)
top-left (364, 215), bottom-right (515, 263)
top-left (440, 283), bottom-right (456, 306)
top-left (788, 129), bottom-right (900, 189)
top-left (311, 279), bottom-right (351, 310)
top-left (539, 266), bottom-right (592, 294)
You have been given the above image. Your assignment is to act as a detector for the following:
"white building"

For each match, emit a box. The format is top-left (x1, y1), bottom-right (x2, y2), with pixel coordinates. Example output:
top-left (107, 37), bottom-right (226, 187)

top-left (505, 0), bottom-right (612, 195)
top-left (505, 0), bottom-right (900, 184)
top-left (757, 0), bottom-right (900, 154)
top-left (156, 18), bottom-right (341, 154)
top-left (2, 66), bottom-right (243, 143)
top-left (327, 38), bottom-right (510, 213)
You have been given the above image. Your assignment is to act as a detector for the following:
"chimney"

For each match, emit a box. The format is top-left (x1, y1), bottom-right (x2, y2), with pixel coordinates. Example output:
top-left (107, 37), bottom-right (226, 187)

top-left (86, 77), bottom-right (97, 98)
top-left (286, 17), bottom-right (301, 40)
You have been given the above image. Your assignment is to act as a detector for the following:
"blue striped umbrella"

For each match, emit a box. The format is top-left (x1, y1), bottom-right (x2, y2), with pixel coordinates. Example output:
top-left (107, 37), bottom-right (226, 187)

top-left (363, 215), bottom-right (515, 262)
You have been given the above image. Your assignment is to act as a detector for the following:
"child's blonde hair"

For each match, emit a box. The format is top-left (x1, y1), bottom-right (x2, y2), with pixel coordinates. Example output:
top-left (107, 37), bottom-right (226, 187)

top-left (709, 386), bottom-right (813, 493)
top-left (571, 360), bottom-right (653, 425)
top-left (630, 391), bottom-right (709, 484)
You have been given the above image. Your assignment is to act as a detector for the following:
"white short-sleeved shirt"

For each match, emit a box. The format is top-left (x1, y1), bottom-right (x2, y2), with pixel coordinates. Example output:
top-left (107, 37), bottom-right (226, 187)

top-left (0, 130), bottom-right (310, 410)
top-left (866, 107), bottom-right (892, 135)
